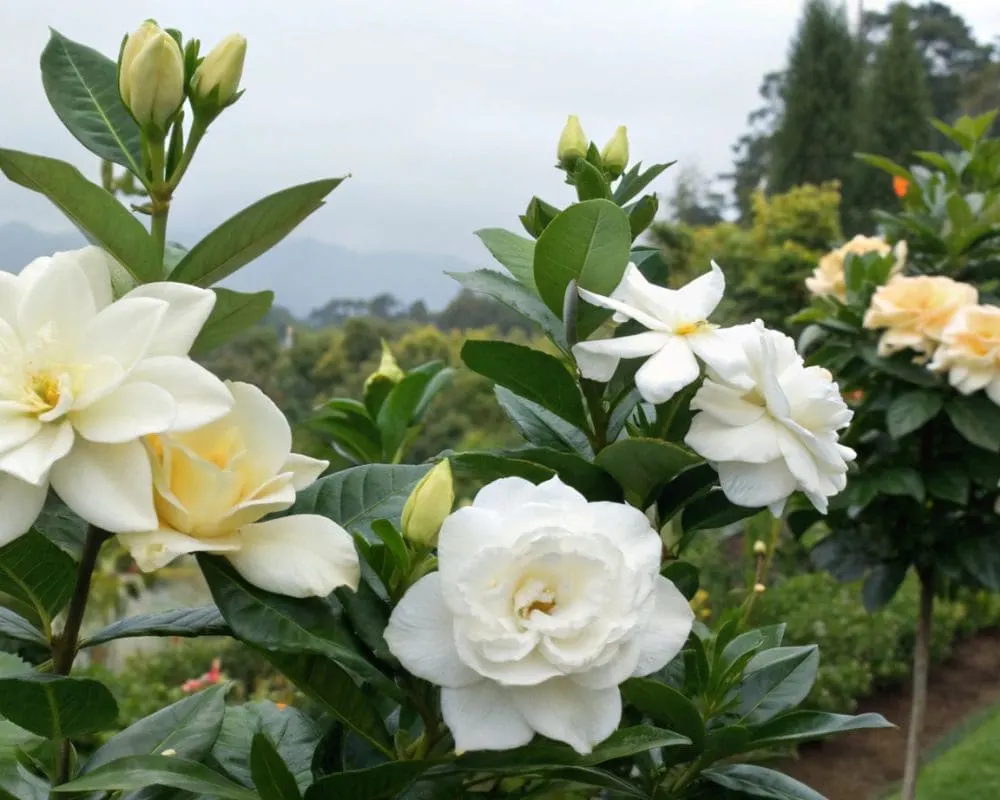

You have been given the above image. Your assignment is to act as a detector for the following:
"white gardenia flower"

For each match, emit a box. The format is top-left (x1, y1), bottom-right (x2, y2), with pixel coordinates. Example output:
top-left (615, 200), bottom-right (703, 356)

top-left (572, 262), bottom-right (748, 404)
top-left (384, 476), bottom-right (694, 755)
top-left (684, 321), bottom-right (855, 515)
top-left (118, 381), bottom-right (360, 599)
top-left (0, 247), bottom-right (232, 545)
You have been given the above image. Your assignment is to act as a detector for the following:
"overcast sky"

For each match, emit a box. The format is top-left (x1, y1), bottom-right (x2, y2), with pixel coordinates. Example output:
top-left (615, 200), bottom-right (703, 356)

top-left (3, 1), bottom-right (1000, 262)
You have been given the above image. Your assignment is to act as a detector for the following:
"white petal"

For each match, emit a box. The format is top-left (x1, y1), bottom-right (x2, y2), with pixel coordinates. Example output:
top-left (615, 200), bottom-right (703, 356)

top-left (634, 336), bottom-right (699, 404)
top-left (585, 502), bottom-right (661, 575)
top-left (226, 382), bottom-right (292, 484)
top-left (0, 271), bottom-right (20, 325)
top-left (117, 528), bottom-right (242, 571)
top-left (49, 439), bottom-right (157, 532)
top-left (441, 683), bottom-right (534, 752)
top-left (227, 514), bottom-right (361, 598)
top-left (685, 413), bottom-right (781, 464)
top-left (0, 423), bottom-right (73, 485)
top-left (384, 572), bottom-right (480, 688)
top-left (572, 332), bottom-right (670, 382)
top-left (71, 382), bottom-right (177, 443)
top-left (436, 507), bottom-right (508, 599)
top-left (632, 577), bottom-right (695, 677)
top-left (16, 256), bottom-right (96, 343)
top-left (510, 679), bottom-right (621, 754)
top-left (987, 379), bottom-right (1000, 407)
top-left (776, 426), bottom-right (821, 494)
top-left (472, 476), bottom-right (541, 512)
top-left (0, 407), bottom-right (42, 456)
top-left (55, 247), bottom-right (113, 309)
top-left (715, 459), bottom-right (798, 510)
top-left (611, 264), bottom-right (682, 323)
top-left (75, 297), bottom-right (167, 378)
top-left (281, 452), bottom-right (329, 490)
top-left (687, 328), bottom-right (750, 386)
top-left (577, 286), bottom-right (666, 331)
top-left (123, 283), bottom-right (216, 356)
top-left (126, 356), bottom-right (233, 431)
top-left (675, 261), bottom-right (725, 321)
top-left (0, 472), bottom-right (47, 547)
top-left (689, 379), bottom-right (765, 425)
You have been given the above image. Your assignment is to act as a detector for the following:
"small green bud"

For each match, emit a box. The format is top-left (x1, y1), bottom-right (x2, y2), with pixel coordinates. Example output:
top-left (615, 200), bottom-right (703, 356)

top-left (119, 21), bottom-right (185, 131)
top-left (600, 125), bottom-right (629, 177)
top-left (190, 33), bottom-right (247, 107)
top-left (557, 115), bottom-right (588, 167)
top-left (364, 340), bottom-right (405, 390)
top-left (401, 460), bottom-right (454, 547)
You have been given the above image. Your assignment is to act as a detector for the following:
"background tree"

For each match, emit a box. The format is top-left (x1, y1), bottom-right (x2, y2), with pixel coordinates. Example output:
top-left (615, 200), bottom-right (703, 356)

top-left (666, 164), bottom-right (727, 226)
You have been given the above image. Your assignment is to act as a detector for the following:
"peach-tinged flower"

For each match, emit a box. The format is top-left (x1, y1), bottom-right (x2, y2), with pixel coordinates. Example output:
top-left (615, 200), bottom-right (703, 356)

top-left (806, 236), bottom-right (906, 300)
top-left (929, 304), bottom-right (1000, 404)
top-left (863, 275), bottom-right (977, 357)
top-left (893, 176), bottom-right (910, 198)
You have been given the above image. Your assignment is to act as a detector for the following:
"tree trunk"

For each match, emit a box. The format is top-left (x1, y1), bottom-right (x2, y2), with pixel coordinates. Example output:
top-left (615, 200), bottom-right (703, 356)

top-left (900, 568), bottom-right (933, 800)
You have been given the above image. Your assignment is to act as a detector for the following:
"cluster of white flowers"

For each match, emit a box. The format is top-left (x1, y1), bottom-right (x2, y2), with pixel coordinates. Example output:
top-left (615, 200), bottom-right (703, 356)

top-left (572, 263), bottom-right (856, 514)
top-left (0, 247), bottom-right (359, 598)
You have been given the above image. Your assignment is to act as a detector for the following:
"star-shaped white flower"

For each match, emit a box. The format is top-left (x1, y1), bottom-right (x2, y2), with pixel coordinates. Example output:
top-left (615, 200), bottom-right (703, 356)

top-left (572, 262), bottom-right (748, 404)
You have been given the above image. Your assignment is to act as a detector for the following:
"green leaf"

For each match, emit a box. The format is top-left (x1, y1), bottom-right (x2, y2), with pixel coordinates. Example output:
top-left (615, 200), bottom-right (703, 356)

top-left (702, 764), bottom-right (824, 800)
top-left (595, 438), bottom-right (700, 507)
top-left (0, 760), bottom-right (48, 800)
top-left (628, 194), bottom-right (659, 240)
top-left (533, 199), bottom-right (631, 335)
top-left (493, 447), bottom-right (620, 500)
top-left (573, 158), bottom-right (611, 201)
top-left (681, 491), bottom-right (763, 533)
top-left (859, 347), bottom-right (940, 387)
top-left (0, 530), bottom-right (77, 629)
top-left (926, 465), bottom-right (970, 505)
top-left (198, 556), bottom-right (395, 696)
top-left (211, 701), bottom-right (321, 793)
top-left (0, 609), bottom-right (46, 648)
top-left (957, 535), bottom-right (1000, 591)
top-left (947, 394), bottom-right (1000, 451)
top-left (31, 494), bottom-right (88, 560)
top-left (494, 386), bottom-right (593, 457)
top-left (876, 467), bottom-right (925, 502)
top-left (82, 606), bottom-right (229, 648)
top-left (855, 153), bottom-right (912, 181)
top-left (286, 463), bottom-right (431, 539)
top-left (0, 653), bottom-right (29, 678)
top-left (370, 520), bottom-right (409, 575)
top-left (450, 452), bottom-right (555, 486)
top-left (736, 646), bottom-right (819, 724)
top-left (54, 755), bottom-right (258, 798)
top-left (721, 625), bottom-right (786, 668)
top-left (0, 672), bottom-right (118, 738)
top-left (377, 367), bottom-right (446, 460)
top-left (621, 678), bottom-right (705, 747)
top-left (263, 652), bottom-right (392, 758)
top-left (862, 562), bottom-right (909, 612)
top-left (40, 29), bottom-right (142, 174)
top-left (612, 161), bottom-right (675, 205)
top-left (656, 464), bottom-right (718, 523)
top-left (886, 390), bottom-right (943, 439)
top-left (448, 269), bottom-right (566, 348)
top-left (0, 149), bottom-right (159, 281)
top-left (749, 711), bottom-right (893, 748)
top-left (475, 228), bottom-right (536, 288)
top-left (304, 762), bottom-right (432, 800)
top-left (251, 734), bottom-right (302, 800)
top-left (83, 684), bottom-right (227, 772)
top-left (171, 178), bottom-right (345, 286)
top-left (461, 340), bottom-right (589, 430)
top-left (191, 289), bottom-right (274, 355)
top-left (661, 562), bottom-right (699, 600)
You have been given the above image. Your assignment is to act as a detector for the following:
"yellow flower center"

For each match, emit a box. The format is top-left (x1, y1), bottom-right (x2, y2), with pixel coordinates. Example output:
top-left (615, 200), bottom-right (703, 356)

top-left (676, 320), bottom-right (711, 337)
top-left (29, 373), bottom-right (61, 411)
top-left (514, 578), bottom-right (558, 620)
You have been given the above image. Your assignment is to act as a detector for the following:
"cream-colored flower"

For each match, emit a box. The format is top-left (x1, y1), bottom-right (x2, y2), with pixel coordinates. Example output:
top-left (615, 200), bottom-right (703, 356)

top-left (806, 236), bottom-right (906, 300)
top-left (118, 381), bottom-right (359, 598)
top-left (863, 275), bottom-right (977, 357)
top-left (929, 304), bottom-right (1000, 404)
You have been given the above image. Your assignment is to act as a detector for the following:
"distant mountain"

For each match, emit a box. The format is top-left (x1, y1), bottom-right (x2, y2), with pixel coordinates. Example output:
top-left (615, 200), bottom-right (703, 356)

top-left (0, 222), bottom-right (474, 316)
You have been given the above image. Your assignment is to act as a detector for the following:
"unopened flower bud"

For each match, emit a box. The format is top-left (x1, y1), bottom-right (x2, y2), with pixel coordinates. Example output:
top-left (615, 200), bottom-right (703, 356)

top-left (600, 125), bottom-right (629, 177)
top-left (557, 115), bottom-right (588, 167)
top-left (402, 460), bottom-right (454, 547)
top-left (119, 21), bottom-right (185, 131)
top-left (753, 540), bottom-right (767, 555)
top-left (753, 583), bottom-right (766, 594)
top-left (161, 748), bottom-right (177, 757)
top-left (191, 33), bottom-right (247, 107)
top-left (364, 340), bottom-right (405, 390)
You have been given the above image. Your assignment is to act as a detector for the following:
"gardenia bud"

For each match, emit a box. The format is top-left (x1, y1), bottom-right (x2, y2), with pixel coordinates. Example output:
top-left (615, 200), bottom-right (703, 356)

top-left (601, 125), bottom-right (629, 176)
top-left (191, 33), bottom-right (247, 106)
top-left (119, 21), bottom-right (185, 130)
top-left (557, 115), bottom-right (588, 167)
top-left (753, 540), bottom-right (767, 555)
top-left (401, 460), bottom-right (454, 547)
top-left (754, 583), bottom-right (766, 594)
top-left (364, 340), bottom-right (405, 390)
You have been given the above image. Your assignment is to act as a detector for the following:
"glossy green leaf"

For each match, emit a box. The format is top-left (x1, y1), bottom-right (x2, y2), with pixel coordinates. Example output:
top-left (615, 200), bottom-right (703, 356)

top-left (621, 678), bottom-right (705, 747)
top-left (83, 684), bottom-right (227, 772)
top-left (0, 672), bottom-right (118, 738)
top-left (304, 762), bottom-right (432, 800)
top-left (475, 228), bottom-right (536, 288)
top-left (462, 340), bottom-right (589, 429)
top-left (702, 764), bottom-right (825, 799)
top-left (285, 463), bottom-right (431, 539)
top-left (40, 29), bottom-right (142, 174)
top-left (749, 710), bottom-right (893, 748)
top-left (595, 438), bottom-right (699, 507)
top-left (495, 386), bottom-right (593, 457)
top-left (886, 390), bottom-right (942, 439)
top-left (721, 625), bottom-right (786, 668)
top-left (862, 562), bottom-right (909, 612)
top-left (0, 609), bottom-right (46, 648)
top-left (82, 606), bottom-right (229, 648)
top-left (31, 494), bottom-right (88, 560)
top-left (573, 158), bottom-right (611, 201)
top-left (957, 535), bottom-right (1000, 591)
top-left (855, 153), bottom-right (912, 181)
top-left (612, 161), bottom-right (675, 205)
top-left (926, 465), bottom-right (970, 505)
top-left (251, 734), bottom-right (302, 800)
top-left (0, 530), bottom-right (77, 629)
top-left (54, 755), bottom-right (257, 798)
top-left (661, 561), bottom-right (699, 600)
top-left (736, 646), bottom-right (819, 724)
top-left (0, 149), bottom-right (159, 281)
top-left (192, 289), bottom-right (275, 354)
top-left (533, 199), bottom-right (631, 332)
top-left (656, 464), bottom-right (718, 522)
top-left (681, 491), bottom-right (763, 533)
top-left (628, 194), bottom-right (659, 240)
top-left (171, 178), bottom-right (345, 286)
top-left (450, 451), bottom-right (555, 485)
top-left (947, 394), bottom-right (1000, 451)
top-left (876, 467), bottom-right (925, 502)
top-left (377, 366), bottom-right (445, 460)
top-left (491, 446), bottom-right (620, 500)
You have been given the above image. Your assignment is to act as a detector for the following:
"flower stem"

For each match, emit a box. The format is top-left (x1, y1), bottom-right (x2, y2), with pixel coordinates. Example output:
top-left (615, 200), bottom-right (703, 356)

top-left (166, 119), bottom-right (207, 191)
top-left (900, 566), bottom-right (933, 800)
top-left (52, 525), bottom-right (109, 783)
